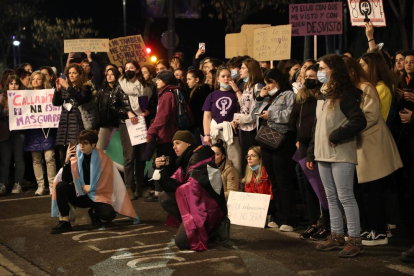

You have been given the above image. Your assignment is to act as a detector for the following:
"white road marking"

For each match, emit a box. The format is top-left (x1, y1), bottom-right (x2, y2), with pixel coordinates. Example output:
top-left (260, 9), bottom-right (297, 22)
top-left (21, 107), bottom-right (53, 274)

top-left (127, 256), bottom-right (239, 271)
top-left (134, 241), bottom-right (146, 246)
top-left (78, 231), bottom-right (168, 243)
top-left (387, 264), bottom-right (414, 275)
top-left (112, 248), bottom-right (182, 260)
top-left (72, 225), bottom-right (154, 241)
top-left (0, 195), bottom-right (49, 203)
top-left (99, 242), bottom-right (175, 254)
top-left (88, 246), bottom-right (101, 251)
top-left (62, 224), bottom-right (146, 235)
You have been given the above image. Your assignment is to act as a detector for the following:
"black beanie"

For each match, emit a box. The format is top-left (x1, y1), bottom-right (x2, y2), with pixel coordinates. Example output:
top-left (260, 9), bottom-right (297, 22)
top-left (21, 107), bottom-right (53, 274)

top-left (172, 130), bottom-right (195, 145)
top-left (157, 70), bottom-right (177, 86)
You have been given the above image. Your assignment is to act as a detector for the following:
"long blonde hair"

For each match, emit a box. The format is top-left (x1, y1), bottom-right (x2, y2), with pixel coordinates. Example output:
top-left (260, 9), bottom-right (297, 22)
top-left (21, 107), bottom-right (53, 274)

top-left (241, 146), bottom-right (264, 184)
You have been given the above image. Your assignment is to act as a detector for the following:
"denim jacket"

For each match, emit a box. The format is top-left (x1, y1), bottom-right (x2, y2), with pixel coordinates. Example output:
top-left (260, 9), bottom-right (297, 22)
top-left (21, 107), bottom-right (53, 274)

top-left (252, 90), bottom-right (295, 134)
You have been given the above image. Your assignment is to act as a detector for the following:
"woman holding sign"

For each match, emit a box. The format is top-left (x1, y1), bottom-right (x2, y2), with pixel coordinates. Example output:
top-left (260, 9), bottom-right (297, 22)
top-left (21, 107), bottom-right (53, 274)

top-left (25, 71), bottom-right (57, 195)
top-left (114, 60), bottom-right (152, 200)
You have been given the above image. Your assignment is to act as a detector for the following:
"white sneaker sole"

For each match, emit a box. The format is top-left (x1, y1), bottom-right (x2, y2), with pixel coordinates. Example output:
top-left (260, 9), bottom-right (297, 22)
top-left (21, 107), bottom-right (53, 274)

top-left (362, 238), bottom-right (388, 246)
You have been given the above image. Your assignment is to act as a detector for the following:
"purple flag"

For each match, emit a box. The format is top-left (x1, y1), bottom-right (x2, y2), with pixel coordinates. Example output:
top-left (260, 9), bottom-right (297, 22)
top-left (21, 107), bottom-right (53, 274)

top-left (298, 159), bottom-right (328, 210)
top-left (138, 96), bottom-right (149, 111)
top-left (292, 149), bottom-right (301, 162)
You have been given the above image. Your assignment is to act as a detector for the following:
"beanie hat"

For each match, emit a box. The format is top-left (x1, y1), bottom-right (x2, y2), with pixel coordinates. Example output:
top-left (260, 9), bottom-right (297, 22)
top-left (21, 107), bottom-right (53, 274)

top-left (157, 70), bottom-right (177, 86)
top-left (172, 130), bottom-right (195, 145)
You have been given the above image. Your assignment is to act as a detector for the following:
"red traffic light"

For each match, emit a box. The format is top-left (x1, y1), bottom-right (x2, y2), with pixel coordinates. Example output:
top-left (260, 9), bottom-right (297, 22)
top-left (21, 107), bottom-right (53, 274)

top-left (146, 48), bottom-right (151, 54)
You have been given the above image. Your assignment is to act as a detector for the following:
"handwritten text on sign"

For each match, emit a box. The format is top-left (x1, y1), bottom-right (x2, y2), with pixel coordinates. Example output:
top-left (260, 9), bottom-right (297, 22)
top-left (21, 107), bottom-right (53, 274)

top-left (290, 2), bottom-right (343, 36)
top-left (253, 25), bottom-right (291, 61)
top-left (108, 35), bottom-right (151, 67)
top-left (125, 117), bottom-right (147, 146)
top-left (347, 0), bottom-right (386, 27)
top-left (227, 191), bottom-right (271, 228)
top-left (64, 39), bottom-right (110, 53)
top-left (8, 89), bottom-right (61, 130)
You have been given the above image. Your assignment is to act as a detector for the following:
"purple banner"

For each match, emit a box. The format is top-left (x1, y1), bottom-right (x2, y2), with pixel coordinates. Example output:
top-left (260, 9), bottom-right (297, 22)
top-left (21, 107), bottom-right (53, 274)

top-left (298, 159), bottom-right (328, 210)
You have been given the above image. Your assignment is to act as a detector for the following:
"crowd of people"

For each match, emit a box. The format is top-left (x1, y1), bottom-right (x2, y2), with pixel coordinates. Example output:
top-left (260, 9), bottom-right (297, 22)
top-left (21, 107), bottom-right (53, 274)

top-left (0, 22), bottom-right (414, 260)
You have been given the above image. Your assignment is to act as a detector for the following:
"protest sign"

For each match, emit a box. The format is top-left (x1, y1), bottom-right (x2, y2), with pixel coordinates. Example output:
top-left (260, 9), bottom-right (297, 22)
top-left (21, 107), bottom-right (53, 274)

top-left (253, 25), bottom-right (291, 61)
top-left (108, 35), bottom-right (151, 67)
top-left (64, 39), bottom-right (109, 53)
top-left (347, 0), bottom-right (386, 27)
top-left (290, 2), bottom-right (343, 36)
top-left (125, 117), bottom-right (147, 146)
top-left (227, 191), bottom-right (271, 228)
top-left (7, 89), bottom-right (61, 131)
top-left (225, 24), bottom-right (270, 59)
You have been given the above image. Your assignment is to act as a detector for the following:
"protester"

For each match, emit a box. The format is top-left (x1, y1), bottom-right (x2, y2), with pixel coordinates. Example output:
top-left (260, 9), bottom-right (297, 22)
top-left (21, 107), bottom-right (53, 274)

top-left (174, 68), bottom-right (185, 82)
top-left (66, 51), bottom-right (103, 89)
top-left (259, 61), bottom-right (271, 70)
top-left (53, 63), bottom-right (93, 167)
top-left (114, 60), bottom-right (152, 200)
top-left (206, 69), bottom-right (217, 90)
top-left (170, 57), bottom-right (183, 70)
top-left (15, 67), bottom-right (31, 89)
top-left (25, 71), bottom-right (57, 195)
top-left (0, 69), bottom-right (15, 89)
top-left (157, 130), bottom-right (228, 251)
top-left (394, 50), bottom-right (406, 77)
top-left (20, 63), bottom-right (33, 73)
top-left (282, 59), bottom-right (301, 83)
top-left (203, 66), bottom-right (242, 176)
top-left (251, 68), bottom-right (297, 232)
top-left (95, 68), bottom-right (120, 150)
top-left (0, 76), bottom-right (25, 195)
top-left (40, 66), bottom-right (57, 88)
top-left (292, 59), bottom-right (316, 94)
top-left (212, 141), bottom-right (239, 199)
top-left (203, 58), bottom-right (222, 75)
top-left (155, 59), bottom-right (170, 73)
top-left (141, 64), bottom-right (158, 123)
top-left (227, 56), bottom-right (245, 91)
top-left (50, 130), bottom-right (139, 234)
top-left (306, 54), bottom-right (367, 258)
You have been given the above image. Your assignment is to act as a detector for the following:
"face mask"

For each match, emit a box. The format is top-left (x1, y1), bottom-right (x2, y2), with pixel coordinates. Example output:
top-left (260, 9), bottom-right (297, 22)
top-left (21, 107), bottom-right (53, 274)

top-left (220, 83), bottom-right (232, 90)
top-left (249, 164), bottom-right (260, 171)
top-left (268, 87), bottom-right (279, 96)
top-left (304, 79), bottom-right (318, 89)
top-left (317, 71), bottom-right (330, 84)
top-left (231, 70), bottom-right (240, 80)
top-left (243, 76), bottom-right (249, 83)
top-left (125, 70), bottom-right (136, 80)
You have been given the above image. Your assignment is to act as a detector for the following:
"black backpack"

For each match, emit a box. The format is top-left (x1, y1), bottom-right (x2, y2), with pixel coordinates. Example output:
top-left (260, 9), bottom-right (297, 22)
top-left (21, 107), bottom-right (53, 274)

top-left (171, 89), bottom-right (194, 130)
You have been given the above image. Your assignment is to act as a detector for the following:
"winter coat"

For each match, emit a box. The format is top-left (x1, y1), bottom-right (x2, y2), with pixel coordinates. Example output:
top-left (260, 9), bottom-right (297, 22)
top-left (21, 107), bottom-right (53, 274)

top-left (218, 159), bottom-right (240, 199)
top-left (159, 145), bottom-right (227, 251)
top-left (244, 166), bottom-right (273, 198)
top-left (24, 128), bottom-right (57, 151)
top-left (52, 85), bottom-right (92, 146)
top-left (289, 95), bottom-right (317, 147)
top-left (356, 83), bottom-right (403, 183)
top-left (146, 85), bottom-right (178, 144)
top-left (96, 83), bottom-right (120, 128)
top-left (189, 84), bottom-right (212, 132)
top-left (307, 85), bottom-right (367, 164)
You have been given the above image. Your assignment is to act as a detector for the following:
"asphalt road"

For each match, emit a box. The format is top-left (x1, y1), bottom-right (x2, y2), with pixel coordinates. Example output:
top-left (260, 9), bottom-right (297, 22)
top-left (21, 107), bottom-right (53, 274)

top-left (0, 191), bottom-right (414, 276)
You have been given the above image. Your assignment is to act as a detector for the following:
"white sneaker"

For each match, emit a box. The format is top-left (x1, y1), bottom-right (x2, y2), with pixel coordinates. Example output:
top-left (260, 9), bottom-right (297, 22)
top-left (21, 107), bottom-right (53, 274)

top-left (279, 225), bottom-right (296, 232)
top-left (388, 224), bottom-right (396, 230)
top-left (35, 186), bottom-right (47, 196)
top-left (268, 221), bottom-right (279, 228)
top-left (0, 183), bottom-right (6, 195)
top-left (11, 183), bottom-right (22, 194)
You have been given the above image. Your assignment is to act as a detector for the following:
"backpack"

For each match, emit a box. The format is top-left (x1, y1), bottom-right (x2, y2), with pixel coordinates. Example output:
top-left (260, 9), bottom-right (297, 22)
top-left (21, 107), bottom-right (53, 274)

top-left (171, 89), bottom-right (194, 130)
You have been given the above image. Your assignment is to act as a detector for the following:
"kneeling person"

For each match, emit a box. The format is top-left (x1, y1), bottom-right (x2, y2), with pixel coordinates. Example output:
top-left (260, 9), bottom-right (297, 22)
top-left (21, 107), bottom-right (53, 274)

top-left (51, 130), bottom-right (139, 234)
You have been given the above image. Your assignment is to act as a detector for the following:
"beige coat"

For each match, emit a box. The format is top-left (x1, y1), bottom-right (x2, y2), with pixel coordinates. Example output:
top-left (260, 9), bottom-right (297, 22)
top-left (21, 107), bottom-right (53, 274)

top-left (218, 159), bottom-right (240, 199)
top-left (356, 83), bottom-right (403, 183)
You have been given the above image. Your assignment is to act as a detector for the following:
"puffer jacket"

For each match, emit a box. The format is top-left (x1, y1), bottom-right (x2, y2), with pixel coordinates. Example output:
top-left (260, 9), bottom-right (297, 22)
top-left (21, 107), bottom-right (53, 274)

top-left (96, 83), bottom-right (120, 128)
top-left (24, 128), bottom-right (57, 151)
top-left (52, 85), bottom-right (92, 146)
top-left (112, 86), bottom-right (136, 124)
top-left (218, 158), bottom-right (239, 199)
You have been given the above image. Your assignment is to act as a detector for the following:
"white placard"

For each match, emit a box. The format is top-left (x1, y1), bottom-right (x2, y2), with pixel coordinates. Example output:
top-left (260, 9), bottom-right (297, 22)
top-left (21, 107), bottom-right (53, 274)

top-left (7, 89), bottom-right (61, 130)
top-left (125, 117), bottom-right (147, 146)
top-left (347, 0), bottom-right (386, 27)
top-left (227, 191), bottom-right (271, 228)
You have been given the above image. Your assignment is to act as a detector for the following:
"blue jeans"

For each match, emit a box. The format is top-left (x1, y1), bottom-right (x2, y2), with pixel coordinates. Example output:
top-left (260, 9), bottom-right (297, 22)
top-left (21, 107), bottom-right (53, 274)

top-left (0, 131), bottom-right (25, 185)
top-left (318, 162), bottom-right (360, 237)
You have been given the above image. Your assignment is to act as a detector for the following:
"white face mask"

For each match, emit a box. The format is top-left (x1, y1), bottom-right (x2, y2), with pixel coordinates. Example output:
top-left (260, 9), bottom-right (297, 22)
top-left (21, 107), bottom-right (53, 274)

top-left (268, 86), bottom-right (279, 96)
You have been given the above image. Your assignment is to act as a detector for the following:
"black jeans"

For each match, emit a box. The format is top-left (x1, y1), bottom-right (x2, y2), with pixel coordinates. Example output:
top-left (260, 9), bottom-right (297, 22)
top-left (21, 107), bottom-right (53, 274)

top-left (240, 129), bottom-right (258, 177)
top-left (158, 191), bottom-right (189, 250)
top-left (119, 124), bottom-right (146, 191)
top-left (155, 143), bottom-right (176, 192)
top-left (261, 131), bottom-right (297, 227)
top-left (56, 181), bottom-right (116, 222)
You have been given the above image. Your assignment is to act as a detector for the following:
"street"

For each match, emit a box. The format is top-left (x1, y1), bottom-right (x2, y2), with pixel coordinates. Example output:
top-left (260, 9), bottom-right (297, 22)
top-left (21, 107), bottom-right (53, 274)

top-left (0, 191), bottom-right (414, 276)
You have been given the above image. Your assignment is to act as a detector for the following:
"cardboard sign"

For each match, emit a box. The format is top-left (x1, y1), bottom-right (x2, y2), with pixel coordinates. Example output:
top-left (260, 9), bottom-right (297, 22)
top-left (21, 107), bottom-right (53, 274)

top-left (290, 2), bottom-right (343, 36)
top-left (125, 117), bottom-right (147, 146)
top-left (225, 24), bottom-right (270, 59)
top-left (227, 191), bottom-right (271, 228)
top-left (253, 25), bottom-right (291, 61)
top-left (64, 39), bottom-right (110, 53)
top-left (347, 0), bottom-right (386, 27)
top-left (108, 35), bottom-right (151, 67)
top-left (7, 89), bottom-right (61, 130)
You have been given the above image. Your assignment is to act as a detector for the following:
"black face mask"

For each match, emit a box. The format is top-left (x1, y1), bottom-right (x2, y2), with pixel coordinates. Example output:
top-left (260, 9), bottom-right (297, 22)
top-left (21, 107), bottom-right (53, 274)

top-left (304, 79), bottom-right (318, 89)
top-left (125, 70), bottom-right (136, 80)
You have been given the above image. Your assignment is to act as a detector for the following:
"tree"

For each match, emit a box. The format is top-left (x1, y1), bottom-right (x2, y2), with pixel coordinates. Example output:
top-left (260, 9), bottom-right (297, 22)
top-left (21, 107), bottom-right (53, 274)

top-left (32, 18), bottom-right (99, 72)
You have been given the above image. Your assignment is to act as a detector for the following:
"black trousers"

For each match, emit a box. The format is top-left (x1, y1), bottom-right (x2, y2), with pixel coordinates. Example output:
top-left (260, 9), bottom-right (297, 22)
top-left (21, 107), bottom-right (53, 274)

top-left (261, 132), bottom-right (298, 227)
top-left (240, 129), bottom-right (258, 177)
top-left (355, 177), bottom-right (387, 232)
top-left (158, 191), bottom-right (189, 250)
top-left (56, 181), bottom-right (116, 222)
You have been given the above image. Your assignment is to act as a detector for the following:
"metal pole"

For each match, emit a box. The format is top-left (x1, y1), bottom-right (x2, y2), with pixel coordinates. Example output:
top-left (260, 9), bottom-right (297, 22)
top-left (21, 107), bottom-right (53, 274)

top-left (167, 0), bottom-right (176, 60)
top-left (314, 35), bottom-right (317, 60)
top-left (123, 0), bottom-right (127, 36)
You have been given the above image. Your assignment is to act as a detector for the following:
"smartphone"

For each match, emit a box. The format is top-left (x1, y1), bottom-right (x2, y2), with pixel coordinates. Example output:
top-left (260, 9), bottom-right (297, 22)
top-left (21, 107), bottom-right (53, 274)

top-left (164, 156), bottom-right (170, 166)
top-left (403, 88), bottom-right (414, 93)
top-left (60, 73), bottom-right (66, 80)
top-left (73, 52), bottom-right (82, 59)
top-left (199, 42), bottom-right (205, 51)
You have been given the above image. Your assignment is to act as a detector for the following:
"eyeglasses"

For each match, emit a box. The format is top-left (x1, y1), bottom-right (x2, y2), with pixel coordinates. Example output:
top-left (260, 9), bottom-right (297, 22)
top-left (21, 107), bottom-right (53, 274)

top-left (245, 154), bottom-right (258, 159)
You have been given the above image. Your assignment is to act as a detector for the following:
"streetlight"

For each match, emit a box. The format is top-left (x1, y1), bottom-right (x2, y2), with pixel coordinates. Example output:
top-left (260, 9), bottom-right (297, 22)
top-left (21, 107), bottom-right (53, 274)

top-left (12, 36), bottom-right (21, 67)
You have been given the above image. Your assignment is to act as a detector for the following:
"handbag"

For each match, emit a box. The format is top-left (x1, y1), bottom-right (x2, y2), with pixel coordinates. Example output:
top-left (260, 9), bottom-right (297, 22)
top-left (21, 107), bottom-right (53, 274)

top-left (78, 100), bottom-right (99, 130)
top-left (255, 125), bottom-right (285, 150)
